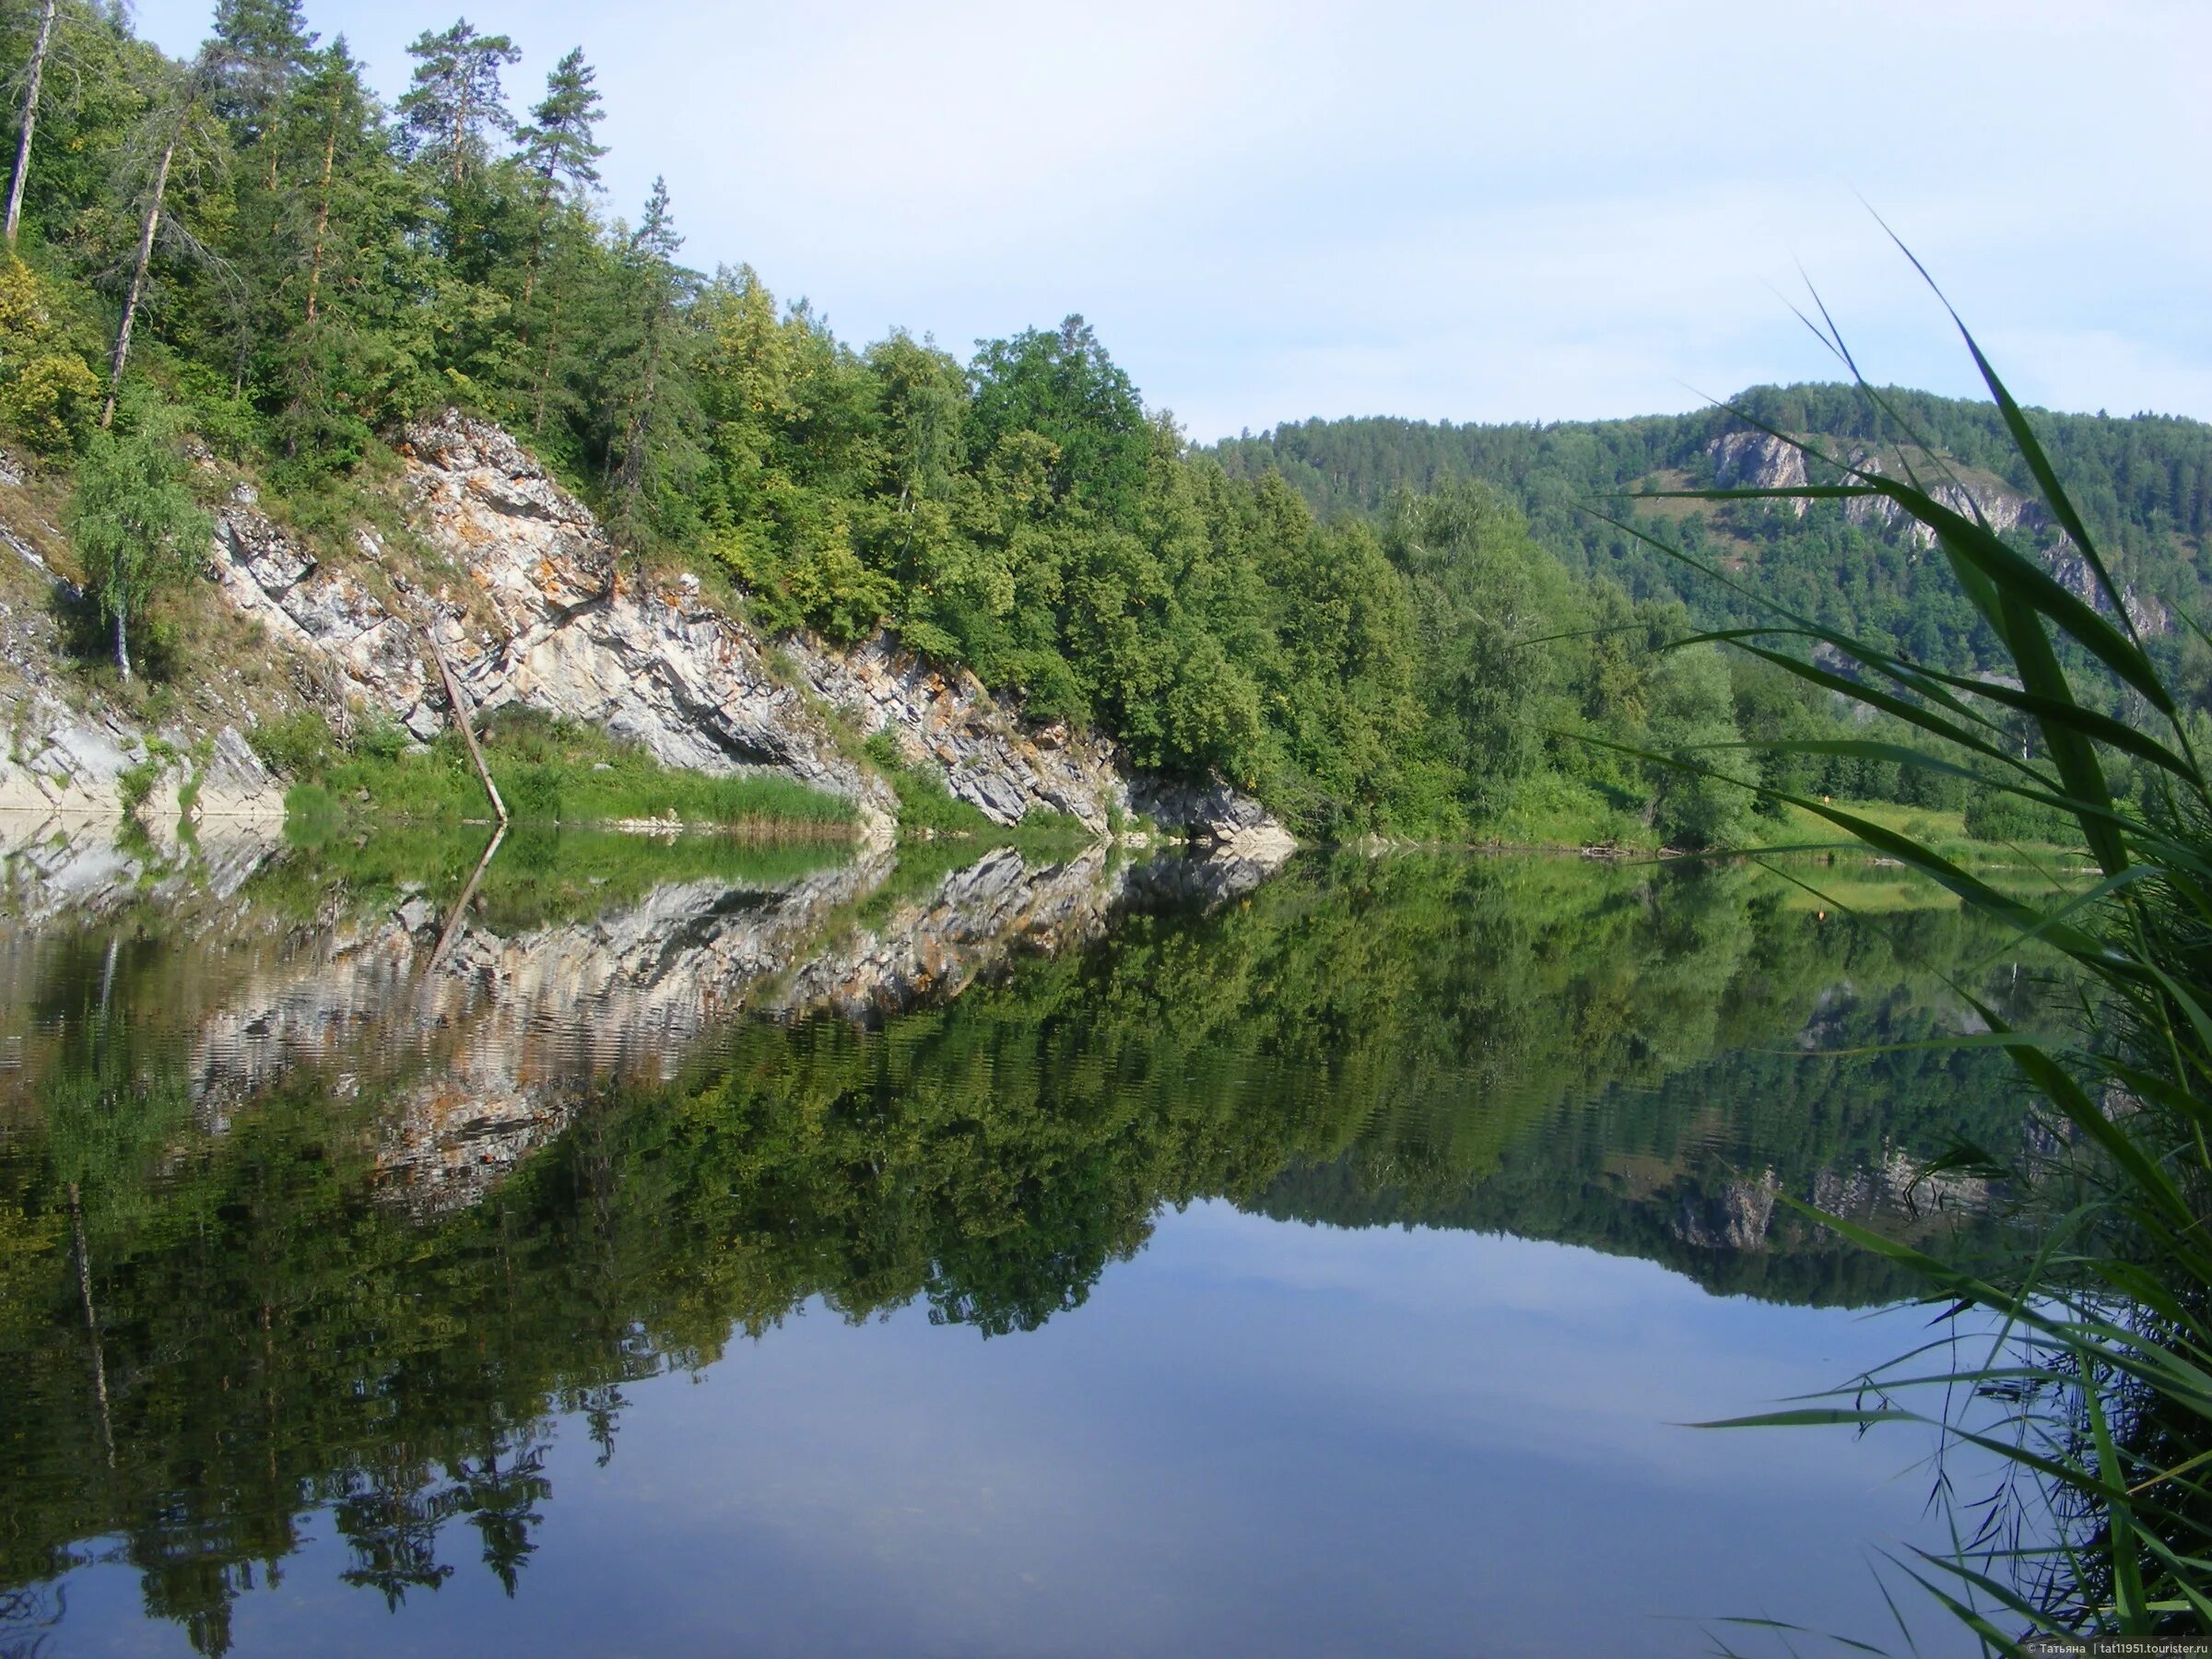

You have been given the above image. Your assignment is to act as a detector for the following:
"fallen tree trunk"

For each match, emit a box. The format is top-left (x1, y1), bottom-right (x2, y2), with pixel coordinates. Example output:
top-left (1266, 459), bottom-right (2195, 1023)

top-left (423, 629), bottom-right (508, 825)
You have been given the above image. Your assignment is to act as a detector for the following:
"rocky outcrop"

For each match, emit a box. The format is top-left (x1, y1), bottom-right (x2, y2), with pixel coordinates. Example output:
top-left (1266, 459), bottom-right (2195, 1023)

top-left (1, 526), bottom-right (286, 822)
top-left (204, 411), bottom-right (1288, 844)
top-left (1126, 773), bottom-right (1298, 856)
top-left (2044, 539), bottom-right (2170, 637)
top-left (1711, 430), bottom-right (1807, 516)
top-left (0, 689), bottom-right (285, 822)
top-left (782, 634), bottom-right (1124, 831)
top-left (1816, 445), bottom-right (2173, 638)
top-left (211, 425), bottom-right (901, 835)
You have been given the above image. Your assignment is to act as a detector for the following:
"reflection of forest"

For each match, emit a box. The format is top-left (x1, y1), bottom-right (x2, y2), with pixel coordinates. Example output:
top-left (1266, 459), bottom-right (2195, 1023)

top-left (0, 843), bottom-right (2048, 1653)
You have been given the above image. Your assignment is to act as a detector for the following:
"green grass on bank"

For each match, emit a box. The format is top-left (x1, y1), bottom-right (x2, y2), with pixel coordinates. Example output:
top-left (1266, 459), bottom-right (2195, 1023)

top-left (260, 706), bottom-right (856, 832)
top-left (1477, 772), bottom-right (1662, 851)
top-left (1760, 798), bottom-right (2085, 868)
top-left (1448, 772), bottom-right (2083, 867)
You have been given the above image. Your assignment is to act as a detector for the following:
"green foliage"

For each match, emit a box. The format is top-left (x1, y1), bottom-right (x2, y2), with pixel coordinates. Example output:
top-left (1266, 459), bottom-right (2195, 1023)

top-left (1641, 641), bottom-right (1759, 849)
top-left (968, 315), bottom-right (1150, 523)
top-left (62, 401), bottom-right (211, 678)
top-left (1961, 777), bottom-right (2077, 844)
top-left (112, 753), bottom-right (159, 814)
top-left (0, 256), bottom-right (99, 451)
top-left (244, 704), bottom-right (336, 776)
top-left (1210, 386), bottom-right (2212, 688)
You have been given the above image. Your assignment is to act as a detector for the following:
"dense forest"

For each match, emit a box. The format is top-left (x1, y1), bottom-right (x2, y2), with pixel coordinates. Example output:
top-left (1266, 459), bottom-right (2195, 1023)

top-left (1211, 389), bottom-right (2212, 681)
top-left (0, 0), bottom-right (2186, 843)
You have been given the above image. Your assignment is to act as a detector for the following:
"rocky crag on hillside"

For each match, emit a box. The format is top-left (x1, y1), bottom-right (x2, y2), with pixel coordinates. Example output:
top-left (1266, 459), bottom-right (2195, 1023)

top-left (1709, 429), bottom-right (2171, 636)
top-left (213, 412), bottom-right (1287, 845)
top-left (1, 412), bottom-right (1289, 848)
top-left (0, 529), bottom-right (289, 819)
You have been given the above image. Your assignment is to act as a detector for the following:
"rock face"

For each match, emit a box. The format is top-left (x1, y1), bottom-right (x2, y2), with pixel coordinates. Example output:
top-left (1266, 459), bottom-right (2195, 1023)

top-left (786, 634), bottom-right (1123, 830)
top-left (0, 498), bottom-right (286, 823)
top-left (206, 411), bottom-right (1288, 844)
top-left (1889, 475), bottom-right (2173, 637)
top-left (1712, 431), bottom-right (2173, 639)
top-left (212, 418), bottom-right (900, 834)
top-left (1711, 431), bottom-right (1807, 515)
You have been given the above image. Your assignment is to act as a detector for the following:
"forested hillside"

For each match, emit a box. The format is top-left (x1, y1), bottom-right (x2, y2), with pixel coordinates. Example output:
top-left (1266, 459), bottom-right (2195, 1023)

top-left (1211, 388), bottom-right (2212, 681)
top-left (0, 0), bottom-right (2174, 846)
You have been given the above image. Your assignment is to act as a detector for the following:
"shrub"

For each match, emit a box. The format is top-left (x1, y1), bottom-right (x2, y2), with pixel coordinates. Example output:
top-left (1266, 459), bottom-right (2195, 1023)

top-left (0, 257), bottom-right (100, 453)
top-left (247, 708), bottom-right (338, 778)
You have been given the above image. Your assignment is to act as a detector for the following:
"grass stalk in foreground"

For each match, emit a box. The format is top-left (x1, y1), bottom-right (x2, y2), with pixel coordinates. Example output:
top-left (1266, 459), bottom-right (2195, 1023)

top-left (1634, 278), bottom-right (2212, 1650)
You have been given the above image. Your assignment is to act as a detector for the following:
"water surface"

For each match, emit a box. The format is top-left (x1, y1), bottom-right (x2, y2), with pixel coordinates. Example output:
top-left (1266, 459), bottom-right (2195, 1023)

top-left (0, 822), bottom-right (2045, 1654)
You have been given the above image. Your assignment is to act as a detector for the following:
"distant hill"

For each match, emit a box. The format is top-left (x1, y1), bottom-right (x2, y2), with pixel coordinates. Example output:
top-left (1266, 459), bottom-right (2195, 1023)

top-left (1207, 384), bottom-right (2212, 677)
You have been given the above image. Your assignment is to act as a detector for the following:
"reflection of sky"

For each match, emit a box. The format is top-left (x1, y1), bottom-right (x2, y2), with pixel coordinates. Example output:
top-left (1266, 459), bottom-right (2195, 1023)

top-left (62, 1203), bottom-right (1988, 1657)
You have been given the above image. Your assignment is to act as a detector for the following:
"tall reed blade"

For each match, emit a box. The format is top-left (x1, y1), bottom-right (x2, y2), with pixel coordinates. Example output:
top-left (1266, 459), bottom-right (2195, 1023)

top-left (1631, 282), bottom-right (2212, 1649)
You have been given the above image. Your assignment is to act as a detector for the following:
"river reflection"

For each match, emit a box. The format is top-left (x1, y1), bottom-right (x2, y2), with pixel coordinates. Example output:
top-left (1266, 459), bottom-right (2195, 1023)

top-left (0, 819), bottom-right (2045, 1655)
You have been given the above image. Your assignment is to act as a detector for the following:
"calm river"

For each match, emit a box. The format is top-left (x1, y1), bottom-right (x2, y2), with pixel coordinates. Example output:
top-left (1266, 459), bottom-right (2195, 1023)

top-left (0, 822), bottom-right (2039, 1655)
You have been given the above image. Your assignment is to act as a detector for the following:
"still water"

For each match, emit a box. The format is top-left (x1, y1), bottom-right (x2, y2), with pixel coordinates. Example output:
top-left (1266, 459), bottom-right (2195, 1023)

top-left (0, 820), bottom-right (2041, 1655)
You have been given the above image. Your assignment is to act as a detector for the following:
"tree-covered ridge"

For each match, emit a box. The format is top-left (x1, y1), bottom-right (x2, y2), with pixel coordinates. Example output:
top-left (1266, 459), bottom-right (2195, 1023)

top-left (1209, 385), bottom-right (2212, 681)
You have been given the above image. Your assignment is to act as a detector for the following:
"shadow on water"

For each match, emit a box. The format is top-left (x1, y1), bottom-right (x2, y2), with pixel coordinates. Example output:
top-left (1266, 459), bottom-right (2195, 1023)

top-left (0, 820), bottom-right (2060, 1653)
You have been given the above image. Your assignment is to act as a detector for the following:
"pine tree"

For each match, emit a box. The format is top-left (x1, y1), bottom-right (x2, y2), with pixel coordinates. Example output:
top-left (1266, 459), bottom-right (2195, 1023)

top-left (512, 47), bottom-right (604, 423)
top-left (516, 48), bottom-right (604, 205)
top-left (394, 18), bottom-right (519, 189)
top-left (207, 0), bottom-right (314, 178)
top-left (200, 0), bottom-right (317, 398)
top-left (259, 38), bottom-right (428, 469)
top-left (601, 176), bottom-right (701, 565)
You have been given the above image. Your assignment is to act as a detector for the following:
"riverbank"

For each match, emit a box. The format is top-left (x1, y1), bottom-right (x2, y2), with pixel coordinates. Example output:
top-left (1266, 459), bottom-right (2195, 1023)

top-left (269, 705), bottom-right (859, 836)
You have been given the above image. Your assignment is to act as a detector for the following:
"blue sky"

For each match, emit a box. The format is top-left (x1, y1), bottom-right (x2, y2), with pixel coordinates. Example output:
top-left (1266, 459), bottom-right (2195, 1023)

top-left (129, 0), bottom-right (2212, 441)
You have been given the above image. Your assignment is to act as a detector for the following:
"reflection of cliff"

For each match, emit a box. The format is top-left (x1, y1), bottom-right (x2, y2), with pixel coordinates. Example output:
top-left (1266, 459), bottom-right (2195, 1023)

top-left (177, 854), bottom-right (860, 1202)
top-left (763, 843), bottom-right (1284, 1025)
top-left (182, 839), bottom-right (1284, 1209)
top-left (0, 811), bottom-right (282, 928)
